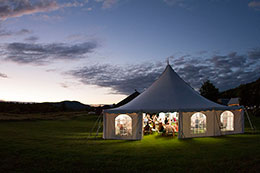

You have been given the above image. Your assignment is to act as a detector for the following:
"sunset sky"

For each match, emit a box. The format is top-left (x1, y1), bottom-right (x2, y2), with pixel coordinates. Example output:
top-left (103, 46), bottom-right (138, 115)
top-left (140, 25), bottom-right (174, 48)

top-left (0, 0), bottom-right (260, 104)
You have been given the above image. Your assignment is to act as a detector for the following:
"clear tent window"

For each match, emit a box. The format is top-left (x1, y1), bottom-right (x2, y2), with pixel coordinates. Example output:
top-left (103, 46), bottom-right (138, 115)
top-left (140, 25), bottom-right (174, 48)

top-left (115, 114), bottom-right (132, 136)
top-left (220, 111), bottom-right (234, 131)
top-left (191, 112), bottom-right (207, 134)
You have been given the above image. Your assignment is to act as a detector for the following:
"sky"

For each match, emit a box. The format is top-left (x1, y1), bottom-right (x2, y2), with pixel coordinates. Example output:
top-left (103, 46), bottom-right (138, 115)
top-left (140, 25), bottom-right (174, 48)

top-left (0, 0), bottom-right (260, 105)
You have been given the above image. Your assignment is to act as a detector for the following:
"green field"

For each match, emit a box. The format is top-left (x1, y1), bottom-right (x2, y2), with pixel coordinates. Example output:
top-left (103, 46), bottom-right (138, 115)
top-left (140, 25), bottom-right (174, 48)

top-left (0, 113), bottom-right (259, 172)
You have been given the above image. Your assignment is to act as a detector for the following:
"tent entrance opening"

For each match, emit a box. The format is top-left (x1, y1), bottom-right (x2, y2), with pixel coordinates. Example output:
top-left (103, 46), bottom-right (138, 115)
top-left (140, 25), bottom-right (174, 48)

top-left (143, 112), bottom-right (179, 136)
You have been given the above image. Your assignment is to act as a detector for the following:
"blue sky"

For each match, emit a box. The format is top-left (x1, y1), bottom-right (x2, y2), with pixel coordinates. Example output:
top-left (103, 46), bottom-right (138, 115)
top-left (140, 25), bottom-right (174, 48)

top-left (0, 0), bottom-right (260, 104)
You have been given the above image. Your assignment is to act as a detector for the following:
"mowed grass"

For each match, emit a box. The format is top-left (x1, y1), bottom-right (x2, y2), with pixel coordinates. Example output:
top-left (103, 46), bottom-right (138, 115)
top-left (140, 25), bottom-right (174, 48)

top-left (0, 114), bottom-right (259, 172)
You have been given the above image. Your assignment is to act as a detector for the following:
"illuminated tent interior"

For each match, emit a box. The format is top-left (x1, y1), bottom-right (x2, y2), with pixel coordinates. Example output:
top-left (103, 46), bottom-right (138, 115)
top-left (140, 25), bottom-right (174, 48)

top-left (103, 64), bottom-right (244, 140)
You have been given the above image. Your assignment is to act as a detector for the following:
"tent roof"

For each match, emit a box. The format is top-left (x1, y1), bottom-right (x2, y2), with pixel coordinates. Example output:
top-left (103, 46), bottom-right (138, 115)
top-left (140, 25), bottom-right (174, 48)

top-left (106, 65), bottom-right (241, 113)
top-left (228, 98), bottom-right (240, 105)
top-left (114, 90), bottom-right (140, 108)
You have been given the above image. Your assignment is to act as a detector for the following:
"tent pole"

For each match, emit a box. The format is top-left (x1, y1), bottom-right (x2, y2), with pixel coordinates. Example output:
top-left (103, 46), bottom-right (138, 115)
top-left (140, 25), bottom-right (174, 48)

top-left (87, 113), bottom-right (102, 140)
top-left (95, 114), bottom-right (103, 138)
top-left (244, 108), bottom-right (254, 130)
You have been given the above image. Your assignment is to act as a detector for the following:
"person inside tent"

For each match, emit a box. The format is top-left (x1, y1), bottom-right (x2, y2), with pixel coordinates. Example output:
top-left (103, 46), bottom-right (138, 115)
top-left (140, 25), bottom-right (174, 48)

top-left (143, 114), bottom-right (148, 125)
top-left (144, 122), bottom-right (152, 134)
top-left (174, 121), bottom-right (178, 132)
top-left (164, 117), bottom-right (168, 124)
top-left (158, 122), bottom-right (165, 133)
top-left (165, 124), bottom-right (175, 136)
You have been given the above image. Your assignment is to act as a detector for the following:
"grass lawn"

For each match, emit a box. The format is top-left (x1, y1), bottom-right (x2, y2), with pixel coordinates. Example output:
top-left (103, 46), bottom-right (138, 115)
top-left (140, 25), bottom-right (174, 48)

top-left (0, 113), bottom-right (259, 172)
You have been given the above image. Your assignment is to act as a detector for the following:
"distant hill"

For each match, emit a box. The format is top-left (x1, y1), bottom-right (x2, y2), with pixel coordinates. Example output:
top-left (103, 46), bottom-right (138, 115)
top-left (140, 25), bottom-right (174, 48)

top-left (220, 77), bottom-right (260, 107)
top-left (48, 101), bottom-right (91, 111)
top-left (0, 100), bottom-right (93, 114)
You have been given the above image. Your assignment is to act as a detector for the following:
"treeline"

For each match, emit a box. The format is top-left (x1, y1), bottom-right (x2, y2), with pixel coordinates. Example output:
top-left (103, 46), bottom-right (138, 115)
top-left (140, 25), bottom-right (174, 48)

top-left (200, 77), bottom-right (260, 108)
top-left (199, 78), bottom-right (260, 116)
top-left (220, 77), bottom-right (260, 107)
top-left (0, 101), bottom-right (98, 114)
top-left (0, 102), bottom-right (61, 114)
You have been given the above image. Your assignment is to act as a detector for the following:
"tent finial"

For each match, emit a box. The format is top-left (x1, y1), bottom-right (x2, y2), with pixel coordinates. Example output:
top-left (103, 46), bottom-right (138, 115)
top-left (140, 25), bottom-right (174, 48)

top-left (167, 57), bottom-right (169, 65)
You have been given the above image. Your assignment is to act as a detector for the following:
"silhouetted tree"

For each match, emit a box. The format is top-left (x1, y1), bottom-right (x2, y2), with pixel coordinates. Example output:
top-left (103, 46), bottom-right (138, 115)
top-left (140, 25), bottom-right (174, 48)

top-left (199, 80), bottom-right (219, 102)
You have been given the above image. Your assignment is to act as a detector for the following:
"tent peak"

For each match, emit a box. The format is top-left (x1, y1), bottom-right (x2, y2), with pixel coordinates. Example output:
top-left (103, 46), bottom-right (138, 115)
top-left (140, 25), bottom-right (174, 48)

top-left (166, 58), bottom-right (169, 65)
top-left (165, 63), bottom-right (174, 72)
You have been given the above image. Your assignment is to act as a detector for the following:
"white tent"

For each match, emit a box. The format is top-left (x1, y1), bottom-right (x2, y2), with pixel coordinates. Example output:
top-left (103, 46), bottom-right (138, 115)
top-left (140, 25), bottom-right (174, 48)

top-left (103, 65), bottom-right (244, 140)
top-left (228, 98), bottom-right (240, 106)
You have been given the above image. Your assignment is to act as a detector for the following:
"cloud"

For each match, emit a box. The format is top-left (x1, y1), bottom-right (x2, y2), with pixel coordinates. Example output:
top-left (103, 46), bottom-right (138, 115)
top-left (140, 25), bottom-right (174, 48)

top-left (0, 41), bottom-right (98, 65)
top-left (24, 36), bottom-right (39, 42)
top-left (248, 48), bottom-right (260, 60)
top-left (70, 62), bottom-right (164, 94)
top-left (248, 1), bottom-right (260, 10)
top-left (0, 0), bottom-right (60, 20)
top-left (0, 0), bottom-right (122, 19)
top-left (62, 1), bottom-right (85, 8)
top-left (0, 27), bottom-right (12, 37)
top-left (0, 27), bottom-right (31, 38)
top-left (176, 51), bottom-right (260, 91)
top-left (0, 72), bottom-right (8, 78)
top-left (197, 50), bottom-right (208, 55)
top-left (16, 29), bottom-right (31, 35)
top-left (60, 82), bottom-right (69, 88)
top-left (31, 14), bottom-right (63, 22)
top-left (95, 0), bottom-right (119, 9)
top-left (102, 0), bottom-right (118, 9)
top-left (70, 50), bottom-right (260, 95)
top-left (59, 81), bottom-right (81, 89)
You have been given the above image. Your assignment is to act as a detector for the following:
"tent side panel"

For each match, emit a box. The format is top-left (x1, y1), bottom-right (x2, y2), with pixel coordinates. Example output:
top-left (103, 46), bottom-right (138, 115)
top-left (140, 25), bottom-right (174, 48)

top-left (181, 112), bottom-right (191, 138)
top-left (135, 112), bottom-right (143, 140)
top-left (211, 109), bottom-right (244, 136)
top-left (214, 110), bottom-right (222, 136)
top-left (178, 112), bottom-right (183, 139)
top-left (206, 111), bottom-right (216, 137)
top-left (214, 111), bottom-right (223, 136)
top-left (181, 111), bottom-right (217, 138)
top-left (234, 109), bottom-right (244, 134)
top-left (103, 112), bottom-right (141, 140)
top-left (103, 112), bottom-right (115, 139)
top-left (220, 109), bottom-right (244, 135)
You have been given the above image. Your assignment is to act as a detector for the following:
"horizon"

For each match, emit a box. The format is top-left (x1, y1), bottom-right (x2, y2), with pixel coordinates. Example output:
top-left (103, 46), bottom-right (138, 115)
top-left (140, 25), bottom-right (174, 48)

top-left (0, 0), bottom-right (260, 104)
top-left (0, 65), bottom-right (258, 105)
top-left (0, 99), bottom-right (109, 107)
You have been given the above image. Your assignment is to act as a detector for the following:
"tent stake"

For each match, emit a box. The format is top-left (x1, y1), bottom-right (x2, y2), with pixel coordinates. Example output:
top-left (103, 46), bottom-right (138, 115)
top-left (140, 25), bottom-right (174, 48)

top-left (244, 108), bottom-right (254, 130)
